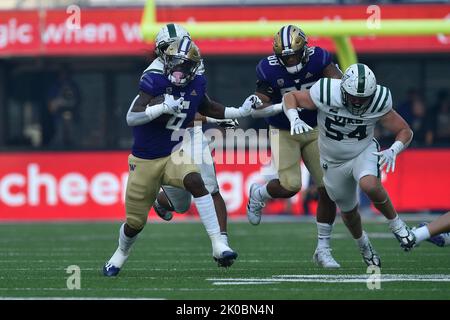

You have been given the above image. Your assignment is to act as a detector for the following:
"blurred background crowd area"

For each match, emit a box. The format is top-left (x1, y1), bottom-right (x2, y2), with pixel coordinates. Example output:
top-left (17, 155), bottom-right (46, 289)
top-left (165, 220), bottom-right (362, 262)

top-left (0, 0), bottom-right (448, 151)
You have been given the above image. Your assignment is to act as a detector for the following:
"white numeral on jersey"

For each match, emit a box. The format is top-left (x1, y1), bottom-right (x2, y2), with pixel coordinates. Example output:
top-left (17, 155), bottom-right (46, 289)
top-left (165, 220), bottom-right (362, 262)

top-left (166, 113), bottom-right (187, 131)
top-left (165, 100), bottom-right (190, 131)
top-left (268, 55), bottom-right (280, 66)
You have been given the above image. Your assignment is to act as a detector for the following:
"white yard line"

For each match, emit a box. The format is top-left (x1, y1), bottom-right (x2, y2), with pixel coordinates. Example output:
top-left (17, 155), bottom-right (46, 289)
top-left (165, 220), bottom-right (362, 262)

top-left (208, 274), bottom-right (450, 285)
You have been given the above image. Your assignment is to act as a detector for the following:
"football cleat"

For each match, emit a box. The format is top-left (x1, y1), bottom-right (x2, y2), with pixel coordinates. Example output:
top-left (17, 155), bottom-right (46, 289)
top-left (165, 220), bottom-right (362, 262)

top-left (392, 223), bottom-right (416, 251)
top-left (103, 262), bottom-right (121, 277)
top-left (359, 241), bottom-right (381, 267)
top-left (213, 251), bottom-right (238, 268)
top-left (153, 201), bottom-right (173, 221)
top-left (212, 240), bottom-right (238, 268)
top-left (247, 183), bottom-right (266, 225)
top-left (313, 247), bottom-right (341, 269)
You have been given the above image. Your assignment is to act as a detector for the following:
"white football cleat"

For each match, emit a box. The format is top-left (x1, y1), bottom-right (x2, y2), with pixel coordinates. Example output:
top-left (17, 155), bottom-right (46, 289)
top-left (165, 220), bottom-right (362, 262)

top-left (212, 241), bottom-right (238, 268)
top-left (313, 247), bottom-right (341, 269)
top-left (246, 183), bottom-right (266, 225)
top-left (392, 222), bottom-right (416, 251)
top-left (103, 247), bottom-right (129, 277)
top-left (359, 240), bottom-right (381, 267)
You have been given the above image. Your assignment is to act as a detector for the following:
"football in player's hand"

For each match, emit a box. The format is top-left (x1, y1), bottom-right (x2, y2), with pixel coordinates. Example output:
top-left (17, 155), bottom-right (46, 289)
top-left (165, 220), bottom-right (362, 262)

top-left (150, 94), bottom-right (165, 105)
top-left (150, 95), bottom-right (171, 123)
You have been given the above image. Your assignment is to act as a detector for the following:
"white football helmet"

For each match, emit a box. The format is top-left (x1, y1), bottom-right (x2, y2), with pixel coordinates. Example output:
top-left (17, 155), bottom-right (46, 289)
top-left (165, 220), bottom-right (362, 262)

top-left (341, 63), bottom-right (377, 116)
top-left (155, 23), bottom-right (190, 57)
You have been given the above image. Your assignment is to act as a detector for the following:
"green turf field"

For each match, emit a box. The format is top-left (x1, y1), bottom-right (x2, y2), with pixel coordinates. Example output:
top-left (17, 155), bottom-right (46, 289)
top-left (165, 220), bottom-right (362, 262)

top-left (0, 221), bottom-right (449, 300)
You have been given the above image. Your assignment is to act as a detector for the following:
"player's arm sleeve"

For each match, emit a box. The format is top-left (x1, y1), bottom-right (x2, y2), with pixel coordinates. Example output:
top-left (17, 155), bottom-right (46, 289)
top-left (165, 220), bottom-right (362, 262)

top-left (372, 87), bottom-right (393, 116)
top-left (381, 88), bottom-right (393, 115)
top-left (251, 103), bottom-right (283, 118)
top-left (126, 94), bottom-right (154, 126)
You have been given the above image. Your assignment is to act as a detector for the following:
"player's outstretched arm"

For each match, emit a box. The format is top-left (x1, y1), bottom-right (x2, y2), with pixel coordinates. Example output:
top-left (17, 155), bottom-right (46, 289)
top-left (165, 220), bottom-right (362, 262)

top-left (126, 91), bottom-right (184, 126)
top-left (282, 90), bottom-right (317, 135)
top-left (282, 90), bottom-right (317, 111)
top-left (198, 94), bottom-right (262, 119)
top-left (373, 110), bottom-right (414, 173)
top-left (194, 112), bottom-right (239, 129)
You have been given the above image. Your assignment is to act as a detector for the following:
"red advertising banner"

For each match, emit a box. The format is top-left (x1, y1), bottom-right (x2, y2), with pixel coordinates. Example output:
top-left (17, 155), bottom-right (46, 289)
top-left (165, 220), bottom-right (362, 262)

top-left (0, 150), bottom-right (449, 221)
top-left (0, 4), bottom-right (449, 56)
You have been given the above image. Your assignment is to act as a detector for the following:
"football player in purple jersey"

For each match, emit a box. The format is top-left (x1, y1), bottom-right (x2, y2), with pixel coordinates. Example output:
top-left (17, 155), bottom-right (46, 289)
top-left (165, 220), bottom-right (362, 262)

top-left (103, 37), bottom-right (261, 276)
top-left (248, 25), bottom-right (343, 268)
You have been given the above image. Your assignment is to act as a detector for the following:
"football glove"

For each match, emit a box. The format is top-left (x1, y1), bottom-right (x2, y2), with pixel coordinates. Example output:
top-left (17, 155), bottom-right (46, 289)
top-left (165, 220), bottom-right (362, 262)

top-left (238, 95), bottom-right (263, 117)
top-left (206, 117), bottom-right (239, 129)
top-left (373, 148), bottom-right (396, 173)
top-left (285, 108), bottom-right (312, 135)
top-left (373, 141), bottom-right (405, 174)
top-left (162, 94), bottom-right (184, 115)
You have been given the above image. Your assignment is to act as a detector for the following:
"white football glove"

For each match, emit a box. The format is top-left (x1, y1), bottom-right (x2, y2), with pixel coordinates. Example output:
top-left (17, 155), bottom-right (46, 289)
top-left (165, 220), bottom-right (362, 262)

top-left (238, 95), bottom-right (263, 117)
top-left (285, 108), bottom-right (312, 135)
top-left (372, 141), bottom-right (405, 174)
top-left (162, 94), bottom-right (184, 115)
top-left (290, 117), bottom-right (313, 135)
top-left (372, 148), bottom-right (396, 173)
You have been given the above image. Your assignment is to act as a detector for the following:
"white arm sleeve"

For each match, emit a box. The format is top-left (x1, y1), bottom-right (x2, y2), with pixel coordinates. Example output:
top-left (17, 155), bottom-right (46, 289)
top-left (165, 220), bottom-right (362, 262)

top-left (224, 107), bottom-right (242, 118)
top-left (251, 103), bottom-right (283, 118)
top-left (126, 95), bottom-right (165, 126)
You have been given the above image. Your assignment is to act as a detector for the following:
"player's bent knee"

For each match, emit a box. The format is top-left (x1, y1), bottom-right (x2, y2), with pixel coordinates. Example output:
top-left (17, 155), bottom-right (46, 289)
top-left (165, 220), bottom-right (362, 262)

top-left (126, 215), bottom-right (147, 231)
top-left (280, 177), bottom-right (301, 193)
top-left (183, 172), bottom-right (207, 197)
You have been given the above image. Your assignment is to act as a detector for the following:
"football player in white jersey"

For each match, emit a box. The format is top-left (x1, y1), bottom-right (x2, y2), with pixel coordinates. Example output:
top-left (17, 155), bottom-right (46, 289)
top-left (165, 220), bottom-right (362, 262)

top-left (137, 23), bottom-right (256, 252)
top-left (282, 63), bottom-right (416, 265)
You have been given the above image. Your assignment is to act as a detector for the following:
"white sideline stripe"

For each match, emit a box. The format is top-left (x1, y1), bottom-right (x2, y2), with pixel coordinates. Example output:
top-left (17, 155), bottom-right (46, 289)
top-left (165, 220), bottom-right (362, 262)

top-left (208, 274), bottom-right (450, 285)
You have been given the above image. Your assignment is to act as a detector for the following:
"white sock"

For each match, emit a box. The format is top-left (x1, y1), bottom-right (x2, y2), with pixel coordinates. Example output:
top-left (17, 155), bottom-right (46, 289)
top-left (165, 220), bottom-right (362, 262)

top-left (388, 215), bottom-right (404, 231)
top-left (254, 183), bottom-right (272, 202)
top-left (316, 222), bottom-right (332, 249)
top-left (355, 231), bottom-right (369, 248)
top-left (194, 194), bottom-right (221, 237)
top-left (109, 247), bottom-right (128, 268)
top-left (413, 226), bottom-right (431, 244)
top-left (221, 232), bottom-right (229, 247)
top-left (118, 223), bottom-right (138, 254)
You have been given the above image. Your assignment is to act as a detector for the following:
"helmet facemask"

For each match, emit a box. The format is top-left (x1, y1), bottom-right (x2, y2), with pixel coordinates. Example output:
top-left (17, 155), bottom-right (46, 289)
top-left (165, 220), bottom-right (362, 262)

top-left (165, 56), bottom-right (199, 86)
top-left (273, 25), bottom-right (309, 74)
top-left (341, 86), bottom-right (375, 116)
top-left (340, 63), bottom-right (377, 116)
top-left (164, 38), bottom-right (201, 87)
